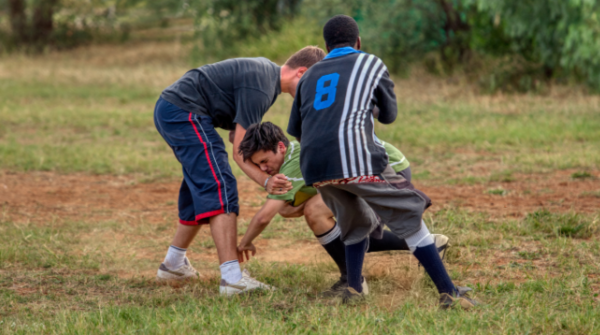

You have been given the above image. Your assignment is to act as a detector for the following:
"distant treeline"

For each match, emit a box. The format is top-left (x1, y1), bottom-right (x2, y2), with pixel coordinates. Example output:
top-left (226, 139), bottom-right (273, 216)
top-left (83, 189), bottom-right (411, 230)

top-left (1, 0), bottom-right (599, 91)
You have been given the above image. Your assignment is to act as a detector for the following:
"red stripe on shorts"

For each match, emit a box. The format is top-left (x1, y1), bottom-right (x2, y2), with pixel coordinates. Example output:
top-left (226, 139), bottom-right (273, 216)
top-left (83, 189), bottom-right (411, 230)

top-left (188, 113), bottom-right (225, 212)
top-left (179, 219), bottom-right (199, 225)
top-left (195, 209), bottom-right (225, 221)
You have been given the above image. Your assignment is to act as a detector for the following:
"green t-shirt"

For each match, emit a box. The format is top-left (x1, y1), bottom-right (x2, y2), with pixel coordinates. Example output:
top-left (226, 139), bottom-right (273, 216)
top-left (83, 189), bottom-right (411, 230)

top-left (267, 140), bottom-right (409, 206)
top-left (381, 140), bottom-right (410, 172)
top-left (267, 141), bottom-right (318, 205)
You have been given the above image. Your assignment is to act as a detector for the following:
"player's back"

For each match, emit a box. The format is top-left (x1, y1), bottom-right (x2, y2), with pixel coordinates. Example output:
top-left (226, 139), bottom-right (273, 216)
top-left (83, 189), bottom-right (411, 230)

top-left (288, 51), bottom-right (397, 185)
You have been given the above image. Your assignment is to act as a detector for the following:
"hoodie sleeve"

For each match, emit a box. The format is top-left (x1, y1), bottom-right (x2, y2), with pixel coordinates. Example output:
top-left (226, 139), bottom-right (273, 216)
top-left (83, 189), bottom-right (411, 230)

top-left (372, 70), bottom-right (397, 124)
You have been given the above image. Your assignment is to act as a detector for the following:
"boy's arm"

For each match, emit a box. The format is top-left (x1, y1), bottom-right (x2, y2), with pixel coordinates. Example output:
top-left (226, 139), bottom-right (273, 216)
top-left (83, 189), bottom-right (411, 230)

top-left (232, 123), bottom-right (292, 195)
top-left (287, 81), bottom-right (303, 140)
top-left (238, 198), bottom-right (287, 262)
top-left (373, 70), bottom-right (398, 124)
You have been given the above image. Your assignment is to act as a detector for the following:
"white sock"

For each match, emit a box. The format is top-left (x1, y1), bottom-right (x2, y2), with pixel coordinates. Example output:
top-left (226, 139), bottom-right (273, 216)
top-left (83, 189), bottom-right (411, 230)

top-left (405, 220), bottom-right (435, 252)
top-left (220, 260), bottom-right (243, 284)
top-left (163, 245), bottom-right (187, 269)
top-left (316, 224), bottom-right (341, 245)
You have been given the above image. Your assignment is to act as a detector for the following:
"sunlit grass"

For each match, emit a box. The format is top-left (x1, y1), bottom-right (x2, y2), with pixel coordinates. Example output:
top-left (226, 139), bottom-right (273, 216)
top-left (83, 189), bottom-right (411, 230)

top-left (1, 208), bottom-right (599, 333)
top-left (1, 38), bottom-right (600, 334)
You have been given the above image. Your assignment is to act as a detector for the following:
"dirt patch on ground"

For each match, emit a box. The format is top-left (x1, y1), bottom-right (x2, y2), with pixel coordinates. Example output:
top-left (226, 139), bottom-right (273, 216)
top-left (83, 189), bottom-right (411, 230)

top-left (1, 170), bottom-right (598, 302)
top-left (1, 170), bottom-right (598, 282)
top-left (1, 170), bottom-right (597, 226)
top-left (420, 170), bottom-right (600, 217)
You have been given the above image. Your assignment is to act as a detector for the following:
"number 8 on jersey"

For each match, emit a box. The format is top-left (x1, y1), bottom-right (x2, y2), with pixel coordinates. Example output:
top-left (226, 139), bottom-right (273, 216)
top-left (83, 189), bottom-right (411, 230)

top-left (313, 73), bottom-right (339, 111)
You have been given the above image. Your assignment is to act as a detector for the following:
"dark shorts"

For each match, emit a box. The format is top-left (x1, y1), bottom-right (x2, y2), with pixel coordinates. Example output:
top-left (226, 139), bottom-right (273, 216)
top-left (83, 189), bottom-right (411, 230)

top-left (318, 165), bottom-right (431, 245)
top-left (397, 166), bottom-right (412, 183)
top-left (154, 97), bottom-right (239, 225)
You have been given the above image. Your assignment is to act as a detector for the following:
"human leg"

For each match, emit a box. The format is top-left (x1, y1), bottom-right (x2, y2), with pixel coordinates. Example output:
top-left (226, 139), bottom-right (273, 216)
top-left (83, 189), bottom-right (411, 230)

top-left (318, 185), bottom-right (378, 296)
top-left (305, 195), bottom-right (347, 281)
top-left (157, 178), bottom-right (206, 281)
top-left (209, 212), bottom-right (242, 284)
top-left (357, 167), bottom-right (475, 307)
top-left (306, 191), bottom-right (421, 298)
top-left (154, 103), bottom-right (243, 286)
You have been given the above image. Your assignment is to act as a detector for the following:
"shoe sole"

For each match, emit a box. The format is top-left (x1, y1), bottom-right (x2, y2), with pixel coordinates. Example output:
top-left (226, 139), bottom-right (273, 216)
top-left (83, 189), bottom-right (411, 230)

top-left (220, 286), bottom-right (273, 297)
top-left (156, 269), bottom-right (199, 287)
top-left (321, 279), bottom-right (369, 298)
top-left (439, 294), bottom-right (475, 310)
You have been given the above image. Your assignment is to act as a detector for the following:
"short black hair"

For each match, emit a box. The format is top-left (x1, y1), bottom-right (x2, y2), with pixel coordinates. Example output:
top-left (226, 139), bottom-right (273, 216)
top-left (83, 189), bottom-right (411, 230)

top-left (323, 15), bottom-right (359, 49)
top-left (239, 122), bottom-right (290, 162)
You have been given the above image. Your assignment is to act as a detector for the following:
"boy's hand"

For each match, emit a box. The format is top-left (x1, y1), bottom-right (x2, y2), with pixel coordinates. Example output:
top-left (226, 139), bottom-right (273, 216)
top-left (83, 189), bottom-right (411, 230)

top-left (266, 174), bottom-right (292, 195)
top-left (278, 202), bottom-right (305, 218)
top-left (237, 242), bottom-right (257, 263)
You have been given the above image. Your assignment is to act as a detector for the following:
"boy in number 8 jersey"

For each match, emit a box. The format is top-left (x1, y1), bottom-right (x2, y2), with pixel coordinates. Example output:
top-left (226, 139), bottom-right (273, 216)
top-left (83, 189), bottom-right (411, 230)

top-left (235, 122), bottom-right (450, 297)
top-left (287, 15), bottom-right (477, 308)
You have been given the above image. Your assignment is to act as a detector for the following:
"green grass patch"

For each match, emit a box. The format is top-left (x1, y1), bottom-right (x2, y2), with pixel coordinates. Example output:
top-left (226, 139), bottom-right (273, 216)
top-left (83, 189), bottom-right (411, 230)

top-left (571, 171), bottom-right (595, 179)
top-left (580, 190), bottom-right (600, 198)
top-left (1, 47), bottom-right (600, 182)
top-left (524, 209), bottom-right (599, 238)
top-left (486, 188), bottom-right (508, 196)
top-left (1, 209), bottom-right (600, 333)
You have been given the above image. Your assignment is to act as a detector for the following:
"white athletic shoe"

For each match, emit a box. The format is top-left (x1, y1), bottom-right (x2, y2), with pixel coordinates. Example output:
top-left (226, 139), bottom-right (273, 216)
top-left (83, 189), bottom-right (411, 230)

top-left (219, 269), bottom-right (275, 296)
top-left (156, 257), bottom-right (199, 282)
top-left (433, 234), bottom-right (450, 260)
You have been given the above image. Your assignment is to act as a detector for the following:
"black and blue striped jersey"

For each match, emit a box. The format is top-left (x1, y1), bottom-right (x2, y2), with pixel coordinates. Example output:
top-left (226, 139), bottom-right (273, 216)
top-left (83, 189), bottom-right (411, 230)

top-left (287, 48), bottom-right (397, 186)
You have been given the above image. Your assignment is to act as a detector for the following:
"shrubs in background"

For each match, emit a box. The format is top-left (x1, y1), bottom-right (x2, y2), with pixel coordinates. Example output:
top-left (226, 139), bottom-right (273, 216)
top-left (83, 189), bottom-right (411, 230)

top-left (1, 0), bottom-right (599, 92)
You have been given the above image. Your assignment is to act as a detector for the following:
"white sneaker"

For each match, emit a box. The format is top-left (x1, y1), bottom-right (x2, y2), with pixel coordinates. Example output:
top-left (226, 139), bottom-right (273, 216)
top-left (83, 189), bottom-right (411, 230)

top-left (433, 234), bottom-right (449, 260)
top-left (362, 277), bottom-right (369, 295)
top-left (219, 269), bottom-right (275, 296)
top-left (156, 257), bottom-right (199, 281)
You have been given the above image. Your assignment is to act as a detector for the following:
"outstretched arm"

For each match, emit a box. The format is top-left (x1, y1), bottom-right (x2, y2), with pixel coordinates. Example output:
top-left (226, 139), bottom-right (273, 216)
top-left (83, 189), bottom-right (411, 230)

top-left (237, 198), bottom-right (287, 262)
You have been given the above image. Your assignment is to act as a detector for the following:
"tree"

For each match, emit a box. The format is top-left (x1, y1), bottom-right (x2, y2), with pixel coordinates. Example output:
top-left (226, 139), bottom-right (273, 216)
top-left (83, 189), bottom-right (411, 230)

top-left (466, 0), bottom-right (600, 88)
top-left (8, 0), bottom-right (27, 43)
top-left (6, 0), bottom-right (59, 49)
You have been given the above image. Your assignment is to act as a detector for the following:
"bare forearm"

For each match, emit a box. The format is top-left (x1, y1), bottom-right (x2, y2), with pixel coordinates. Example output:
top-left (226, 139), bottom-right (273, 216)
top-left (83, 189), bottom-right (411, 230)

top-left (240, 218), bottom-right (270, 247)
top-left (234, 153), bottom-right (269, 185)
top-left (240, 199), bottom-right (285, 246)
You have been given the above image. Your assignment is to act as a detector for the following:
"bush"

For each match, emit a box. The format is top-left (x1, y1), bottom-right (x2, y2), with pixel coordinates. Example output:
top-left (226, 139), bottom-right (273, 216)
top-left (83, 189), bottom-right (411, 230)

top-left (194, 0), bottom-right (299, 59)
top-left (466, 0), bottom-right (600, 91)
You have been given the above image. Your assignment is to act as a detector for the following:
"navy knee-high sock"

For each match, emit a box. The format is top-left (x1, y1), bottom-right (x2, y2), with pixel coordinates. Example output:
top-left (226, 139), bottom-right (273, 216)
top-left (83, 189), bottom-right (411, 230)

top-left (316, 224), bottom-right (347, 280)
top-left (413, 244), bottom-right (456, 295)
top-left (367, 230), bottom-right (409, 252)
top-left (345, 238), bottom-right (368, 293)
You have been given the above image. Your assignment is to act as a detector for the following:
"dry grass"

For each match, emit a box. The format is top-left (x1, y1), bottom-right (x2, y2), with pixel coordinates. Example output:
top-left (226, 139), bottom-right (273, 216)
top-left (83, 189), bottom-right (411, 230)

top-left (1, 41), bottom-right (600, 334)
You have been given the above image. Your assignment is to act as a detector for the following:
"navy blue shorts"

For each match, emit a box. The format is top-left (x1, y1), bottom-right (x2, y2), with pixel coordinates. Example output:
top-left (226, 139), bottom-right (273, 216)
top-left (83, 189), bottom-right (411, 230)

top-left (154, 97), bottom-right (239, 225)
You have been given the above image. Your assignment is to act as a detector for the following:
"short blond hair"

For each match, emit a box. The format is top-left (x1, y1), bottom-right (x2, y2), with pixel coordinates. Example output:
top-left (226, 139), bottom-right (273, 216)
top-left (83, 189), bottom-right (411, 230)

top-left (284, 46), bottom-right (326, 69)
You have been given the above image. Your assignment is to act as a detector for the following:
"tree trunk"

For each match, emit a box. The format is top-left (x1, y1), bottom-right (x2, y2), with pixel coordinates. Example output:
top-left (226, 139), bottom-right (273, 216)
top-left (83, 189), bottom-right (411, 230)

top-left (32, 0), bottom-right (58, 46)
top-left (438, 0), bottom-right (471, 64)
top-left (8, 0), bottom-right (28, 44)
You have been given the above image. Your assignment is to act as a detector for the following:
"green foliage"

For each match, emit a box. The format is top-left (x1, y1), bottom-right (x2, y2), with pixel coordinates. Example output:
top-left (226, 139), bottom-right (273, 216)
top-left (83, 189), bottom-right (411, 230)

top-left (303, 0), bottom-right (600, 90)
top-left (303, 0), bottom-right (469, 74)
top-left (194, 0), bottom-right (300, 59)
top-left (466, 0), bottom-right (600, 90)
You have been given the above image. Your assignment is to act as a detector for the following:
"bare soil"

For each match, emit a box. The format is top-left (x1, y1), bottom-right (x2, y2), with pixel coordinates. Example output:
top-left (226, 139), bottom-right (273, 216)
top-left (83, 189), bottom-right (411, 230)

top-left (1, 170), bottom-right (597, 225)
top-left (1, 170), bottom-right (598, 294)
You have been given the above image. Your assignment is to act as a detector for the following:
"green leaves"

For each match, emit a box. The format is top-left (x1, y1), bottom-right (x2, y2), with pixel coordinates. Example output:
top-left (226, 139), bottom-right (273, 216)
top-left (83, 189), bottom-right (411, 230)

top-left (468, 0), bottom-right (600, 90)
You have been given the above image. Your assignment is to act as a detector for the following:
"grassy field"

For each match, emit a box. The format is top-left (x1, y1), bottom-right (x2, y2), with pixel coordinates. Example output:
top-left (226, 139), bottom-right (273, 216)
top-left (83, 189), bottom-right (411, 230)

top-left (1, 42), bottom-right (599, 334)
